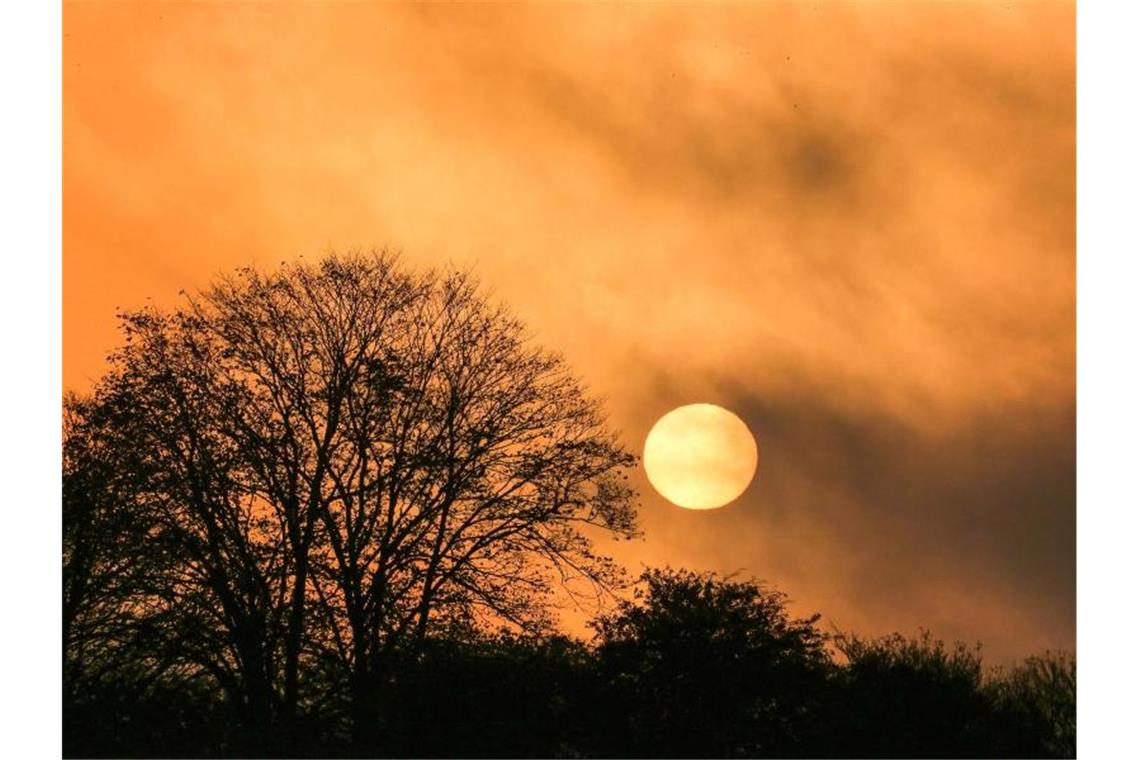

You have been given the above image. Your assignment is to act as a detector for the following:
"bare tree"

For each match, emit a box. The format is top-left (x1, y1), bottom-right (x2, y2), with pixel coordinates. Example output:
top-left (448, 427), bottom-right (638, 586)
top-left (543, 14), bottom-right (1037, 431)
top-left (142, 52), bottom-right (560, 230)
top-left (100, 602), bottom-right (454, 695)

top-left (73, 251), bottom-right (640, 746)
top-left (198, 253), bottom-right (639, 743)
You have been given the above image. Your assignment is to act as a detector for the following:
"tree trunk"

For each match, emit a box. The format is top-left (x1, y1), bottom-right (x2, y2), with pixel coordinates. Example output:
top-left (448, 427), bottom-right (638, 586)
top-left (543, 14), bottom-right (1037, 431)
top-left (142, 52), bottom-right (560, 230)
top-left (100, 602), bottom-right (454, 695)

top-left (233, 630), bottom-right (275, 757)
top-left (239, 671), bottom-right (274, 756)
top-left (282, 558), bottom-right (308, 723)
top-left (350, 664), bottom-right (380, 754)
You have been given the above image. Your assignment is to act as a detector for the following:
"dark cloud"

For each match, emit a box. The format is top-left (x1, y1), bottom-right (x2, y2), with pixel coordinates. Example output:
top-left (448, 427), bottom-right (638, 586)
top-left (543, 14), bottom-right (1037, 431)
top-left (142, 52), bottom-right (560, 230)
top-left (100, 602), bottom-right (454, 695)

top-left (738, 389), bottom-right (1073, 651)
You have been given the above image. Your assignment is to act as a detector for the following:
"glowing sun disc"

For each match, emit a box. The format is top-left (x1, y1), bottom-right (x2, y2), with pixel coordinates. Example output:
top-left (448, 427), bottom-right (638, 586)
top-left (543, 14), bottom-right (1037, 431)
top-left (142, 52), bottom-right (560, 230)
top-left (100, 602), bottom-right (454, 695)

top-left (643, 403), bottom-right (758, 510)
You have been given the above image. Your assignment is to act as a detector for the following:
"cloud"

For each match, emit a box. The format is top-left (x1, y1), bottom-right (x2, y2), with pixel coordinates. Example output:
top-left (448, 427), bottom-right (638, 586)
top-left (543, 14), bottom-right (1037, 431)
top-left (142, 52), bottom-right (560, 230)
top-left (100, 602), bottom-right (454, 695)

top-left (64, 0), bottom-right (1074, 661)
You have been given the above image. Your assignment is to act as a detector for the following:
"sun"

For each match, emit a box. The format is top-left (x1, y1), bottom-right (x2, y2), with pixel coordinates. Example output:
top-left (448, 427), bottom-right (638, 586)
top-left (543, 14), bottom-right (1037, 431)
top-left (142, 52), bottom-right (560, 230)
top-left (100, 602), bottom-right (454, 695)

top-left (643, 403), bottom-right (759, 510)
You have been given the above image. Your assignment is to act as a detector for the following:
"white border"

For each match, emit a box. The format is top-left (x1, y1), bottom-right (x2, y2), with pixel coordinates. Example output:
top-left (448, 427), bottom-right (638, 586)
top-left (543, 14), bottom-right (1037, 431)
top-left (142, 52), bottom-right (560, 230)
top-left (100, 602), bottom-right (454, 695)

top-left (1, 1), bottom-right (1134, 757)
top-left (0, 1), bottom-right (63, 758)
top-left (1077, 1), bottom-right (1140, 757)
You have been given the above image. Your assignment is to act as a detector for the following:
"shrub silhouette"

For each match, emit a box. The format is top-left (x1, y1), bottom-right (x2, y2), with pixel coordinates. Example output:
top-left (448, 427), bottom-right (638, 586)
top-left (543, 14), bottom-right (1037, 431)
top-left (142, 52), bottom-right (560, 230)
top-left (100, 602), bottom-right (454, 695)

top-left (986, 651), bottom-right (1076, 758)
top-left (380, 633), bottom-right (597, 758)
top-left (832, 631), bottom-right (1076, 759)
top-left (831, 630), bottom-right (993, 757)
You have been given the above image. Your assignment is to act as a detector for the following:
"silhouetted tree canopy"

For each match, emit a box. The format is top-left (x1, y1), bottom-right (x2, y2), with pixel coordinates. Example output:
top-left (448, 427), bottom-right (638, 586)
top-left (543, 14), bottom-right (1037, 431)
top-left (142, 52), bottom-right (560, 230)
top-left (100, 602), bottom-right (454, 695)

top-left (830, 631), bottom-right (1075, 759)
top-left (590, 568), bottom-right (832, 757)
top-left (64, 252), bottom-right (640, 754)
top-left (832, 630), bottom-right (993, 757)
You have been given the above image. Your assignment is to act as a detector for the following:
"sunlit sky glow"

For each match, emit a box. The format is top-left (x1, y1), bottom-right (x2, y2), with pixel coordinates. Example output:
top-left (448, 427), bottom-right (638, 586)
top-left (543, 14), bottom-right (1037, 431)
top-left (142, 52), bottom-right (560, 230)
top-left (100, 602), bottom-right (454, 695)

top-left (64, 1), bottom-right (1074, 662)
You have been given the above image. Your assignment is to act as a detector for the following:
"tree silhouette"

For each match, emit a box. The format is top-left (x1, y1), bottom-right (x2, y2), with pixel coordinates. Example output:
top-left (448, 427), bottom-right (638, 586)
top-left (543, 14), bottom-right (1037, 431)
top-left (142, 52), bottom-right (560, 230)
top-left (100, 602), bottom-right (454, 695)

top-left (590, 568), bottom-right (832, 758)
top-left (65, 251), bottom-right (640, 751)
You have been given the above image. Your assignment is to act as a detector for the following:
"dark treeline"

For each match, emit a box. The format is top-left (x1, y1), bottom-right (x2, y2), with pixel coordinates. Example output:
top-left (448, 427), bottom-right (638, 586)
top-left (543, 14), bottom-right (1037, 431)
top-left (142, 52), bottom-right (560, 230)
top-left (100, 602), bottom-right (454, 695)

top-left (63, 253), bottom-right (1074, 758)
top-left (63, 566), bottom-right (1075, 759)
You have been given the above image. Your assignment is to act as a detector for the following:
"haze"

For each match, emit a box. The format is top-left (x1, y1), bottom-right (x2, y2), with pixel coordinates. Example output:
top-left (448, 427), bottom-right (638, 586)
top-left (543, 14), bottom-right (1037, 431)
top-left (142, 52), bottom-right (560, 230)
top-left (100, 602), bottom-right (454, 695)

top-left (64, 1), bottom-right (1074, 663)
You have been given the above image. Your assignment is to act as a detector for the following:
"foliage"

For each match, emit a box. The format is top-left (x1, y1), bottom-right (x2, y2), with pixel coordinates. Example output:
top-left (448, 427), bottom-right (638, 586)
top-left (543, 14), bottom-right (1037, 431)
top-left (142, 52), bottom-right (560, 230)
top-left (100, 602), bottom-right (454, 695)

top-left (380, 632), bottom-right (597, 758)
top-left (986, 651), bottom-right (1077, 758)
top-left (831, 630), bottom-right (1076, 758)
top-left (590, 568), bottom-right (833, 757)
top-left (62, 561), bottom-right (1077, 758)
top-left (831, 630), bottom-right (993, 757)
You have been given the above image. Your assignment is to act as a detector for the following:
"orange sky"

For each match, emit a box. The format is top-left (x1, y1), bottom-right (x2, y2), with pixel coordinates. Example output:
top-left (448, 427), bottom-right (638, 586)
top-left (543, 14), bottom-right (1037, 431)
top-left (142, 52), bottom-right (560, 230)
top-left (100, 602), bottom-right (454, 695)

top-left (64, 1), bottom-right (1074, 663)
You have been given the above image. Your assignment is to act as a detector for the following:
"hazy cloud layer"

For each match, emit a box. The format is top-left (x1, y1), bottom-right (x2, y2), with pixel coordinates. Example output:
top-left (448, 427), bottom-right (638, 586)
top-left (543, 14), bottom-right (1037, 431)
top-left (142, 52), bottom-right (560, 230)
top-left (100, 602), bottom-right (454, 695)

top-left (64, 1), bottom-right (1074, 661)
